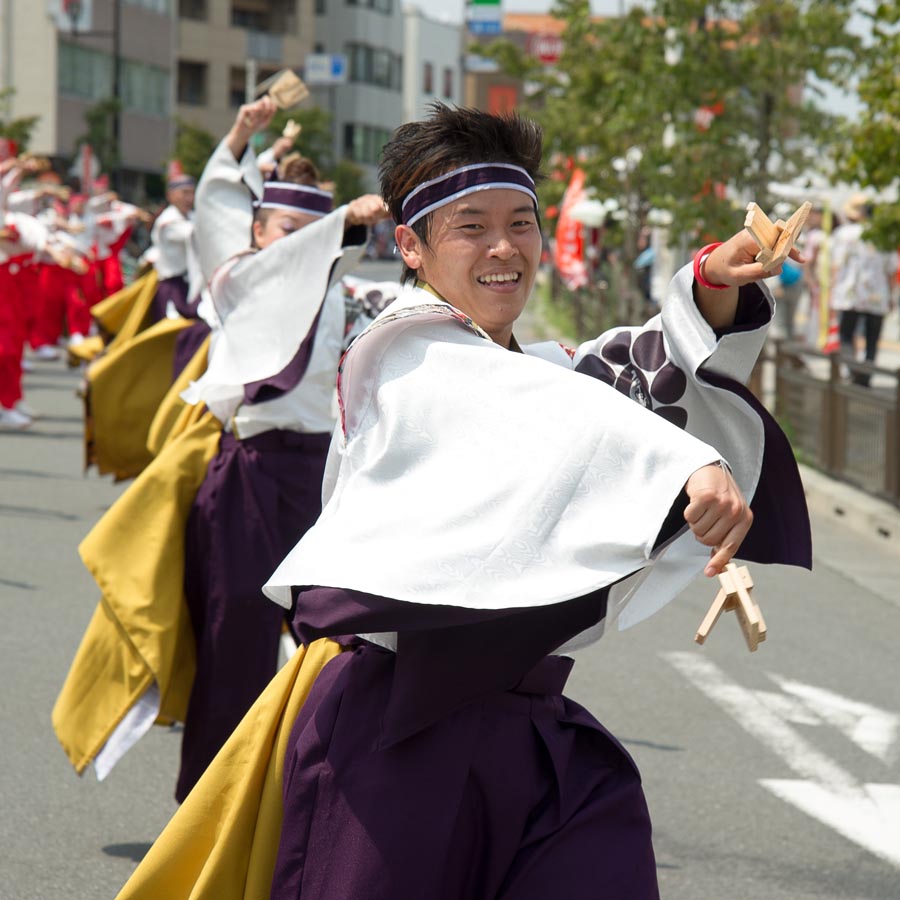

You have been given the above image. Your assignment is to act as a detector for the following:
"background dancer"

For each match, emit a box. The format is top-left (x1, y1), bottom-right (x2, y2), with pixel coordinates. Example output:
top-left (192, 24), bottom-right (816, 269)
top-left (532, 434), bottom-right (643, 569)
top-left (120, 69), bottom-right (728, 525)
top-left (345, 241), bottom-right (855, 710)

top-left (53, 97), bottom-right (390, 804)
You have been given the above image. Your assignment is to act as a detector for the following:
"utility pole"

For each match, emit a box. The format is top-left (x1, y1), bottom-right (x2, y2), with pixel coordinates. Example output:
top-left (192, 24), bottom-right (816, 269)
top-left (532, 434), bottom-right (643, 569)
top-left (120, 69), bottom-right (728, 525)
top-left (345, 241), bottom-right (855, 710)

top-left (65, 0), bottom-right (123, 192)
top-left (111, 0), bottom-right (121, 193)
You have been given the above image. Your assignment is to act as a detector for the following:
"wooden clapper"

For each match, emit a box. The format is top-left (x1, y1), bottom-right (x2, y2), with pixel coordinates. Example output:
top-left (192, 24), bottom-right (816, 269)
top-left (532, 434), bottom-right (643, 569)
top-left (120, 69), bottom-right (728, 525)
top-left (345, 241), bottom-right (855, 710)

top-left (744, 200), bottom-right (812, 271)
top-left (255, 69), bottom-right (310, 110)
top-left (695, 563), bottom-right (767, 652)
top-left (693, 200), bottom-right (813, 653)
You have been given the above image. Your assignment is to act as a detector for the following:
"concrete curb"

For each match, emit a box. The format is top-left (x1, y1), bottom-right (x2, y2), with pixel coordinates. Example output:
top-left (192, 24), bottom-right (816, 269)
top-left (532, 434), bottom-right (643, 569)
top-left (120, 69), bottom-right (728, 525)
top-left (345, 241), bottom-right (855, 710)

top-left (799, 463), bottom-right (900, 554)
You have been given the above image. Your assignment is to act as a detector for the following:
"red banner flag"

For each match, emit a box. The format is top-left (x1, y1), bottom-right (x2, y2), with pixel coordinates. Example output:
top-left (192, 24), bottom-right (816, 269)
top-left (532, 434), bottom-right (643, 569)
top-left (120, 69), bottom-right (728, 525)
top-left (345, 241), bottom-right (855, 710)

top-left (554, 167), bottom-right (589, 290)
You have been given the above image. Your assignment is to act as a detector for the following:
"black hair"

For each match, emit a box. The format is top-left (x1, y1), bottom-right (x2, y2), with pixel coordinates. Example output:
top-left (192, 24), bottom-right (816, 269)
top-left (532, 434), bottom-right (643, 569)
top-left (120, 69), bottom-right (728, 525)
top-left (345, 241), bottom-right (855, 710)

top-left (379, 102), bottom-right (544, 284)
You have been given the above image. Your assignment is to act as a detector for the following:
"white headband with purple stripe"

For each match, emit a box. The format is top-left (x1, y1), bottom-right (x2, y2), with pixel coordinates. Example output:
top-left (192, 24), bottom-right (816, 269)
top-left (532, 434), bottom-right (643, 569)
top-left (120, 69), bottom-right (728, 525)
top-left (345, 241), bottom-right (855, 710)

top-left (401, 162), bottom-right (538, 227)
top-left (254, 181), bottom-right (334, 217)
top-left (168, 175), bottom-right (196, 190)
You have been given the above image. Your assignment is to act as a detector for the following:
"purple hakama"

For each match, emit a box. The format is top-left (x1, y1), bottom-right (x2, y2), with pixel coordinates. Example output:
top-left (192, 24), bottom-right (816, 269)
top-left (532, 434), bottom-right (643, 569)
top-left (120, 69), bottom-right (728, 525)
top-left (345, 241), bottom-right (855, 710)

top-left (175, 427), bottom-right (331, 802)
top-left (268, 575), bottom-right (673, 899)
top-left (149, 274), bottom-right (190, 324)
top-left (171, 319), bottom-right (211, 382)
top-left (271, 637), bottom-right (659, 900)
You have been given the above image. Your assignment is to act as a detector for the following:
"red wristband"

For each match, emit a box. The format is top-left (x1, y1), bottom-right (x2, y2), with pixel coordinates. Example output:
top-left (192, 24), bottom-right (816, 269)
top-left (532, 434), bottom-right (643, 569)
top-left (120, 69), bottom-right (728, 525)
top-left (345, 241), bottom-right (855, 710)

top-left (693, 241), bottom-right (729, 290)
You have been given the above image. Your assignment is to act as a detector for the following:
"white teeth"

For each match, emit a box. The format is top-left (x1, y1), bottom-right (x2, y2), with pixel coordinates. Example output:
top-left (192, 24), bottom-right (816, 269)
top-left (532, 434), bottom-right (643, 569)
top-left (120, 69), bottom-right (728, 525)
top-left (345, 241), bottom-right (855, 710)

top-left (478, 272), bottom-right (520, 284)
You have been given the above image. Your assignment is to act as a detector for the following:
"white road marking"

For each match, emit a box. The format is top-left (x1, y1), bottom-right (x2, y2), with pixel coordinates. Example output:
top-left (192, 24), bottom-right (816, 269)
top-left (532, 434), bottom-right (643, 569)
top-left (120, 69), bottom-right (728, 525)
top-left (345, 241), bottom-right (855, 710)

top-left (664, 651), bottom-right (900, 868)
top-left (769, 674), bottom-right (900, 764)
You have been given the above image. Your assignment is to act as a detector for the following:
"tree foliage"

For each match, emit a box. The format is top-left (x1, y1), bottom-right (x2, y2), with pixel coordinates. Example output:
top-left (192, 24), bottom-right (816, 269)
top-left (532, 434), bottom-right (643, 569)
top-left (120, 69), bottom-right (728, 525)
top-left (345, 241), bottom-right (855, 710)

top-left (833, 1), bottom-right (900, 249)
top-left (266, 107), bottom-right (366, 204)
top-left (483, 0), bottom-right (860, 330)
top-left (75, 98), bottom-right (121, 174)
top-left (0, 89), bottom-right (40, 152)
top-left (268, 107), bottom-right (335, 171)
top-left (172, 118), bottom-right (217, 181)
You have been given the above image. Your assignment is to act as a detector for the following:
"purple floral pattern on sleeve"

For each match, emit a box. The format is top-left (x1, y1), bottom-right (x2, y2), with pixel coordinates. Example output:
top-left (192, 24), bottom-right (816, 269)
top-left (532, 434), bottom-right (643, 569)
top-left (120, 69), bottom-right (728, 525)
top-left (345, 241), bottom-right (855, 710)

top-left (577, 326), bottom-right (689, 428)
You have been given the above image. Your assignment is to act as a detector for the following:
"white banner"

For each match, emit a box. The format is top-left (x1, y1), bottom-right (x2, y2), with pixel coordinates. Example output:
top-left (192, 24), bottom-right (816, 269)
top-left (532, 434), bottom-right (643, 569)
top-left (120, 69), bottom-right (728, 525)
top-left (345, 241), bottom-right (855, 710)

top-left (48, 0), bottom-right (94, 34)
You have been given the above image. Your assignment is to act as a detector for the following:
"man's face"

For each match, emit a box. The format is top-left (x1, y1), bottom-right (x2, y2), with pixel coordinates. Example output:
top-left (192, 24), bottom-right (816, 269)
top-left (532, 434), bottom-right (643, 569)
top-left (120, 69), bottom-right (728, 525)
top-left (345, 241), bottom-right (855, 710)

top-left (397, 188), bottom-right (541, 348)
top-left (252, 208), bottom-right (319, 250)
top-left (168, 186), bottom-right (195, 215)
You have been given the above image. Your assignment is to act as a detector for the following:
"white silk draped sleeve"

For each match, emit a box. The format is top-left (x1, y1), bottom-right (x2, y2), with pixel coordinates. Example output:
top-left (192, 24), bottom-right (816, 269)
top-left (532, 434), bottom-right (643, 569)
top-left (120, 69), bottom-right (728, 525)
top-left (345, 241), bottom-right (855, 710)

top-left (264, 288), bottom-right (723, 641)
top-left (570, 263), bottom-right (780, 627)
top-left (180, 205), bottom-right (363, 423)
top-left (192, 138), bottom-right (263, 286)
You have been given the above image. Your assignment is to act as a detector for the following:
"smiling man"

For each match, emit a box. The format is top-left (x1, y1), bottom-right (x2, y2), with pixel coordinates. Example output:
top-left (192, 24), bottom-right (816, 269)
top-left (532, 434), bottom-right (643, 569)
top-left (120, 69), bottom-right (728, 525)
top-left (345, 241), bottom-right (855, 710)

top-left (257, 104), bottom-right (811, 898)
top-left (114, 103), bottom-right (811, 900)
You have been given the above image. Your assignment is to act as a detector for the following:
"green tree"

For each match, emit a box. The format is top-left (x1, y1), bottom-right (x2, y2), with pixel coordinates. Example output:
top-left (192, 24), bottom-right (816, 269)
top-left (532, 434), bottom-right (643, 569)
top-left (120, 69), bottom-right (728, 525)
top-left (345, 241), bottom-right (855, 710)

top-left (75, 97), bottom-right (121, 174)
top-left (172, 118), bottom-right (217, 181)
top-left (483, 0), bottom-right (859, 332)
top-left (330, 159), bottom-right (366, 205)
top-left (834, 1), bottom-right (900, 249)
top-left (266, 107), bottom-right (366, 203)
top-left (268, 107), bottom-right (335, 170)
top-left (0, 89), bottom-right (39, 152)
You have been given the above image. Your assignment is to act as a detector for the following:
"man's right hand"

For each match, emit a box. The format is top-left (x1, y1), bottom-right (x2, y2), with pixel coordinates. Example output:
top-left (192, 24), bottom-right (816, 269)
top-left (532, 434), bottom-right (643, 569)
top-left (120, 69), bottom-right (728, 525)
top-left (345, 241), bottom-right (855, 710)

top-left (684, 462), bottom-right (753, 577)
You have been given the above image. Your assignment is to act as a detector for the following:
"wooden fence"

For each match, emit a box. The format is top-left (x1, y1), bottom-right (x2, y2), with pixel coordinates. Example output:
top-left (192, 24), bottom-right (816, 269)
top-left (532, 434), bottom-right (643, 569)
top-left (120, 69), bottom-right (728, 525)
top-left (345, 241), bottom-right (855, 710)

top-left (756, 342), bottom-right (900, 507)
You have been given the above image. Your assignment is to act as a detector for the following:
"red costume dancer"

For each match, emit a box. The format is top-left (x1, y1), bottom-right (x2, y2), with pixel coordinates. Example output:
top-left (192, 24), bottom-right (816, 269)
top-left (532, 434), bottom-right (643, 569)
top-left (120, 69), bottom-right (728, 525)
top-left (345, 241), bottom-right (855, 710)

top-left (29, 257), bottom-right (65, 352)
top-left (59, 193), bottom-right (100, 342)
top-left (0, 213), bottom-right (49, 429)
top-left (95, 200), bottom-right (141, 298)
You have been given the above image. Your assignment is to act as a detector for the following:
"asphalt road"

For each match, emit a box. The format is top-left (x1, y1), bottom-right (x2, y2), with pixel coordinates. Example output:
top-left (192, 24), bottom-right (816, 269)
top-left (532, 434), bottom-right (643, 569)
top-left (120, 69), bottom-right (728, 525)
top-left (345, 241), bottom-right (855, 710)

top-left (2, 271), bottom-right (898, 899)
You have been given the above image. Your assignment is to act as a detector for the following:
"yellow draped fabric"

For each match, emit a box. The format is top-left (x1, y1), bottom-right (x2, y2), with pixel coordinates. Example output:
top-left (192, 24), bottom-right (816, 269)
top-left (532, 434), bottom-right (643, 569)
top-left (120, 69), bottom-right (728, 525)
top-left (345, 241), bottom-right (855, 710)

top-left (53, 411), bottom-right (222, 775)
top-left (85, 317), bottom-right (196, 480)
top-left (67, 334), bottom-right (105, 366)
top-left (146, 334), bottom-right (211, 457)
top-left (101, 268), bottom-right (160, 351)
top-left (66, 271), bottom-right (159, 366)
top-left (115, 638), bottom-right (343, 900)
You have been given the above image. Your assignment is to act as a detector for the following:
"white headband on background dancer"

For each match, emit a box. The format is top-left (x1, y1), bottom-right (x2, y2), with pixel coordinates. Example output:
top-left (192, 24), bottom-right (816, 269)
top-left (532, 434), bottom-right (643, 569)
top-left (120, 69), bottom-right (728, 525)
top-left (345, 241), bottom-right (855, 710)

top-left (400, 162), bottom-right (539, 228)
top-left (253, 181), bottom-right (334, 217)
top-left (167, 175), bottom-right (196, 191)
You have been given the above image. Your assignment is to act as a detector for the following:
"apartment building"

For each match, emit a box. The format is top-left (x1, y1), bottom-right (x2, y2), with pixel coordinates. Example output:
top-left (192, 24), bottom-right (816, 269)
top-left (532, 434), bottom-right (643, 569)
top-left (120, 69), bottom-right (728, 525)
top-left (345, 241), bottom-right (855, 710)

top-left (0, 0), bottom-right (175, 193)
top-left (311, 1), bottom-right (462, 188)
top-left (176, 0), bottom-right (314, 141)
top-left (0, 0), bottom-right (461, 195)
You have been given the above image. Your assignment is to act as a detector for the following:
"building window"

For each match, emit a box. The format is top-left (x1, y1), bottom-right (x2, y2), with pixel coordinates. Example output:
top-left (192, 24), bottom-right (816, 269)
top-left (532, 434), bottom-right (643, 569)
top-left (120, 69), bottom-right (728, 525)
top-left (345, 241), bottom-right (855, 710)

top-left (347, 42), bottom-right (402, 91)
top-left (179, 0), bottom-right (207, 19)
top-left (349, 43), bottom-right (372, 83)
top-left (346, 0), bottom-right (392, 12)
top-left (423, 62), bottom-right (433, 94)
top-left (126, 0), bottom-right (171, 12)
top-left (343, 123), bottom-right (392, 165)
top-left (231, 0), bottom-right (296, 33)
top-left (178, 60), bottom-right (208, 106)
top-left (57, 41), bottom-right (113, 102)
top-left (315, 0), bottom-right (326, 13)
top-left (229, 66), bottom-right (247, 108)
top-left (121, 60), bottom-right (170, 116)
top-left (443, 67), bottom-right (453, 100)
top-left (58, 42), bottom-right (168, 116)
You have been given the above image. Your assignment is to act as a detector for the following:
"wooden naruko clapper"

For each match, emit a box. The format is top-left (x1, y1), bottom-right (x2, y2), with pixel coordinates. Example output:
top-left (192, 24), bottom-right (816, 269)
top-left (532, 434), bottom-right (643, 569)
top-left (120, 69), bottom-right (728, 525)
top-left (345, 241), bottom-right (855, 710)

top-left (695, 563), bottom-right (767, 652)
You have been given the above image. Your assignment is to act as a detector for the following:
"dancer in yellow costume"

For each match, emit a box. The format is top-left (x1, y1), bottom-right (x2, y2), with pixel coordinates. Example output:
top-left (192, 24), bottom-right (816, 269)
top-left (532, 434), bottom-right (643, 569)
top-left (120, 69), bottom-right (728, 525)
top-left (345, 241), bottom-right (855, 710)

top-left (54, 95), bottom-right (388, 804)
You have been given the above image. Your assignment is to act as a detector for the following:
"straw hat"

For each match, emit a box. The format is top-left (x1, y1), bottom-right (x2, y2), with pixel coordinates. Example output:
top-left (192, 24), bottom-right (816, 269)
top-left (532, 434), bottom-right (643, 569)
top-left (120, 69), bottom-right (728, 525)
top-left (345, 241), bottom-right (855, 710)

top-left (841, 193), bottom-right (869, 222)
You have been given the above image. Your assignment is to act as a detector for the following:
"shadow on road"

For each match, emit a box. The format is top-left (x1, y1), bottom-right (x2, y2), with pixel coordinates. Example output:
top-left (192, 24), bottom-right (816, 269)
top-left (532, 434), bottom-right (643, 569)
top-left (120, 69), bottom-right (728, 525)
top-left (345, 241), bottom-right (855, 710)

top-left (102, 842), bottom-right (153, 863)
top-left (621, 737), bottom-right (684, 753)
top-left (0, 504), bottom-right (80, 521)
top-left (2, 430), bottom-right (81, 441)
